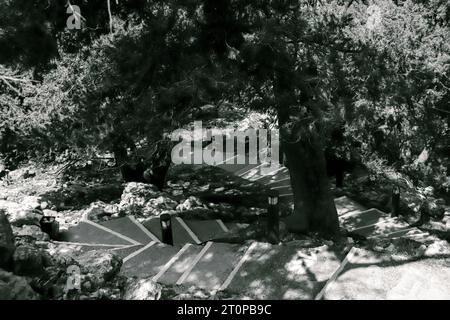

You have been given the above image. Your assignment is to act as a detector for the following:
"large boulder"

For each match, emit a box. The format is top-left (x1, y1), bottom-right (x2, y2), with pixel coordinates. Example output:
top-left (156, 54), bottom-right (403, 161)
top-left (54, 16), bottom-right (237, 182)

top-left (123, 278), bottom-right (162, 300)
top-left (22, 196), bottom-right (42, 210)
top-left (83, 201), bottom-right (119, 222)
top-left (0, 270), bottom-right (39, 300)
top-left (0, 200), bottom-right (43, 227)
top-left (119, 182), bottom-right (176, 217)
top-left (0, 210), bottom-right (15, 269)
top-left (74, 251), bottom-right (122, 287)
top-left (12, 225), bottom-right (50, 242)
top-left (12, 244), bottom-right (46, 276)
top-left (176, 196), bottom-right (205, 212)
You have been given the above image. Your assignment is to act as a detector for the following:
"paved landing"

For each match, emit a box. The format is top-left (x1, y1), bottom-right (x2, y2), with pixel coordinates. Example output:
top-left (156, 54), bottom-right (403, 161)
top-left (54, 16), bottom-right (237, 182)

top-left (318, 247), bottom-right (450, 300)
top-left (223, 242), bottom-right (342, 299)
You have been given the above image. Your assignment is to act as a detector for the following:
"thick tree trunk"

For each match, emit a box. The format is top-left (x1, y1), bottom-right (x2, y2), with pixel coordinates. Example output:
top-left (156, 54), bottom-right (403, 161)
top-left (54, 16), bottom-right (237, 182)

top-left (113, 140), bottom-right (172, 191)
top-left (143, 140), bottom-right (173, 190)
top-left (273, 65), bottom-right (340, 237)
top-left (281, 126), bottom-right (340, 237)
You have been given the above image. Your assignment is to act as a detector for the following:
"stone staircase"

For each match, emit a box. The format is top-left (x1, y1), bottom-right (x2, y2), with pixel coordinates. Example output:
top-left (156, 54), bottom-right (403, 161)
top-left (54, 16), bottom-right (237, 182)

top-left (58, 193), bottom-right (420, 299)
top-left (59, 213), bottom-right (345, 299)
top-left (55, 138), bottom-right (432, 299)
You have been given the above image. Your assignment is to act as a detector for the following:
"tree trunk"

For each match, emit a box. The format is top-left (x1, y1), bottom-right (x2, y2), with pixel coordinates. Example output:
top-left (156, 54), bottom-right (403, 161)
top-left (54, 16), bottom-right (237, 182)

top-left (113, 139), bottom-right (172, 190)
top-left (273, 64), bottom-right (340, 237)
top-left (143, 140), bottom-right (173, 190)
top-left (281, 126), bottom-right (340, 237)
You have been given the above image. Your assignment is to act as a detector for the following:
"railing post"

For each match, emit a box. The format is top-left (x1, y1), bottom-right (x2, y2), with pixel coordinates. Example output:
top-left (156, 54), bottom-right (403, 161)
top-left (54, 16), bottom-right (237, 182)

top-left (391, 186), bottom-right (400, 217)
top-left (40, 216), bottom-right (59, 240)
top-left (160, 213), bottom-right (174, 246)
top-left (267, 190), bottom-right (280, 244)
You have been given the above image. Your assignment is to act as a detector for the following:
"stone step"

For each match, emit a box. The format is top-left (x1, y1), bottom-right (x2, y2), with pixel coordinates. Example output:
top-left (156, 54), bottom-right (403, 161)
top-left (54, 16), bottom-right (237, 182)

top-left (233, 164), bottom-right (261, 177)
top-left (224, 222), bottom-right (250, 233)
top-left (154, 243), bottom-right (203, 285)
top-left (120, 242), bottom-right (181, 278)
top-left (108, 245), bottom-right (144, 259)
top-left (255, 169), bottom-right (290, 184)
top-left (267, 178), bottom-right (291, 189)
top-left (269, 185), bottom-right (292, 194)
top-left (339, 208), bottom-right (392, 231)
top-left (334, 196), bottom-right (366, 216)
top-left (99, 216), bottom-right (158, 244)
top-left (177, 242), bottom-right (249, 291)
top-left (348, 217), bottom-right (411, 239)
top-left (367, 226), bottom-right (424, 240)
top-left (246, 166), bottom-right (287, 182)
top-left (221, 242), bottom-right (342, 299)
top-left (59, 221), bottom-right (134, 246)
top-left (183, 219), bottom-right (230, 243)
top-left (218, 162), bottom-right (253, 175)
top-left (142, 217), bottom-right (201, 245)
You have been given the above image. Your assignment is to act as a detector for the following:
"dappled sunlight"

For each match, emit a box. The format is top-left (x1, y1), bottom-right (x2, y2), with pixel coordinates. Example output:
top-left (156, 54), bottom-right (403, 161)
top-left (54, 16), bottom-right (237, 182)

top-left (322, 248), bottom-right (450, 299)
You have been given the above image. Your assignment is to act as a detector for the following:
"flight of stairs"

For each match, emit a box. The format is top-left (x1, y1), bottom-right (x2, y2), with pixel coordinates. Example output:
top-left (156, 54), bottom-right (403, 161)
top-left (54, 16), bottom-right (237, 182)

top-left (56, 136), bottom-right (430, 299)
top-left (59, 213), bottom-right (345, 299)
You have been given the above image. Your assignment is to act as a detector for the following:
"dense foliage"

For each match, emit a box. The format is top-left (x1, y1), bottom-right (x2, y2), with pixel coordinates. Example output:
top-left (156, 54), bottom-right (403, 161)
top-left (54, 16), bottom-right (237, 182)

top-left (1, 0), bottom-right (449, 233)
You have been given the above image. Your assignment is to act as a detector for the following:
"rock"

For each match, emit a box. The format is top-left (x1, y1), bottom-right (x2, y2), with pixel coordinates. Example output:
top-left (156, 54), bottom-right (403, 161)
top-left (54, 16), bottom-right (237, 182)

top-left (445, 217), bottom-right (450, 231)
top-left (22, 169), bottom-right (36, 179)
top-left (119, 182), bottom-right (163, 216)
top-left (324, 240), bottom-right (334, 247)
top-left (0, 270), bottom-right (39, 300)
top-left (13, 244), bottom-right (46, 276)
top-left (75, 251), bottom-right (122, 286)
top-left (161, 284), bottom-right (215, 300)
top-left (0, 200), bottom-right (43, 227)
top-left (143, 196), bottom-right (178, 216)
top-left (415, 244), bottom-right (427, 257)
top-left (171, 190), bottom-right (184, 197)
top-left (12, 225), bottom-right (50, 242)
top-left (123, 278), bottom-right (162, 300)
top-left (424, 240), bottom-right (450, 257)
top-left (42, 209), bottom-right (58, 217)
top-left (83, 202), bottom-right (110, 222)
top-left (40, 202), bottom-right (49, 210)
top-left (428, 199), bottom-right (446, 219)
top-left (0, 210), bottom-right (15, 269)
top-left (22, 196), bottom-right (42, 210)
top-left (176, 196), bottom-right (204, 212)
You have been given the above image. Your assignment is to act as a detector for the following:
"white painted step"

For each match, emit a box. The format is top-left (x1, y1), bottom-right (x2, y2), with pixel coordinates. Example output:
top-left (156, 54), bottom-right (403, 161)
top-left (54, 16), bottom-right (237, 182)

top-left (153, 243), bottom-right (203, 285)
top-left (176, 242), bottom-right (250, 290)
top-left (183, 219), bottom-right (230, 243)
top-left (120, 242), bottom-right (181, 278)
top-left (221, 242), bottom-right (342, 299)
